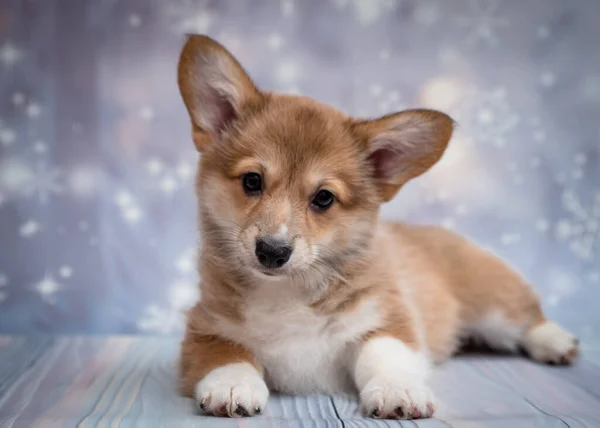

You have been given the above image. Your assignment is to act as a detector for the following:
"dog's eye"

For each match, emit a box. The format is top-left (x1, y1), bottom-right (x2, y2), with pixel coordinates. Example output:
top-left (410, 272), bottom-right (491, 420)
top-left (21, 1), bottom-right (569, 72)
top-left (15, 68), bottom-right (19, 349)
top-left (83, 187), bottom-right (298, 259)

top-left (242, 172), bottom-right (262, 195)
top-left (311, 189), bottom-right (335, 212)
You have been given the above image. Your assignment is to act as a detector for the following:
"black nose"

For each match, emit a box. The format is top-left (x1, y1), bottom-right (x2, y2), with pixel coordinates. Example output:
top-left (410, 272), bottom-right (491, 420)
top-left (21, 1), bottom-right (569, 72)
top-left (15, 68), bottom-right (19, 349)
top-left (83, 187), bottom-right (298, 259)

top-left (255, 239), bottom-right (292, 268)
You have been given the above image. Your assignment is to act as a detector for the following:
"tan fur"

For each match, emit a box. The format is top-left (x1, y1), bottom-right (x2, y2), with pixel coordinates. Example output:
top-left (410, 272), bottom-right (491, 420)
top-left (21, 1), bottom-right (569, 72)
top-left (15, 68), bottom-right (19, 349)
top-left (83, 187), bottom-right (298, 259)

top-left (176, 35), bottom-right (579, 418)
top-left (179, 305), bottom-right (262, 397)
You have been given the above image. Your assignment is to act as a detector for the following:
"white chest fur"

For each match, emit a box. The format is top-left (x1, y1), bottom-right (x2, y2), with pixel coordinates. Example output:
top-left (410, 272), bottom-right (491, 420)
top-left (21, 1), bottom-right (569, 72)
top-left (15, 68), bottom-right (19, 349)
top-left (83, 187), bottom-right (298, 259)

top-left (213, 282), bottom-right (382, 394)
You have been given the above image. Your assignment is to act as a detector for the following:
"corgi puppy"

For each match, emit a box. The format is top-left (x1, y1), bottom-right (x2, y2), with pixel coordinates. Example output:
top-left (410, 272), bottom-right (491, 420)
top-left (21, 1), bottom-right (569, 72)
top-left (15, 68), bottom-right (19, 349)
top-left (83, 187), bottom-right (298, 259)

top-left (177, 35), bottom-right (580, 420)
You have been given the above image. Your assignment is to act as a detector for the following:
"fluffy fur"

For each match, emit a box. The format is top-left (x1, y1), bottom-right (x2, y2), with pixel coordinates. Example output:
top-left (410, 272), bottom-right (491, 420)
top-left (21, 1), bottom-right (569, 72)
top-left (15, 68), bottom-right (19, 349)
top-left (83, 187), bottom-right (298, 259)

top-left (176, 35), bottom-right (580, 420)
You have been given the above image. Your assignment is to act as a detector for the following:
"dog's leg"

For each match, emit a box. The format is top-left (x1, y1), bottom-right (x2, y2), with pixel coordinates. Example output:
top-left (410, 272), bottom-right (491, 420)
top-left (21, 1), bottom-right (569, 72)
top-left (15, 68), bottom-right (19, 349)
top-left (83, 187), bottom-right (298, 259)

top-left (520, 319), bottom-right (580, 365)
top-left (458, 280), bottom-right (580, 365)
top-left (353, 317), bottom-right (436, 420)
top-left (179, 326), bottom-right (268, 417)
top-left (410, 227), bottom-right (581, 365)
top-left (354, 336), bottom-right (435, 419)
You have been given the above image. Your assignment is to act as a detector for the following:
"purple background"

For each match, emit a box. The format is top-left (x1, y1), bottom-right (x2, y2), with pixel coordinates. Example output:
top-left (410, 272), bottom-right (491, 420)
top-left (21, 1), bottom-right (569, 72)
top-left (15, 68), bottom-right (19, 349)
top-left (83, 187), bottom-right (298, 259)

top-left (0, 0), bottom-right (598, 343)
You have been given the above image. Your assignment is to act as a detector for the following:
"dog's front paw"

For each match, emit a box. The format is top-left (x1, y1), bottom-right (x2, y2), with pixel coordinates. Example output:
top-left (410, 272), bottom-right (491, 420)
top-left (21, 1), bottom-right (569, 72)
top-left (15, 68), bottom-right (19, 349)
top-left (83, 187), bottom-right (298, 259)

top-left (360, 376), bottom-right (435, 420)
top-left (195, 363), bottom-right (269, 417)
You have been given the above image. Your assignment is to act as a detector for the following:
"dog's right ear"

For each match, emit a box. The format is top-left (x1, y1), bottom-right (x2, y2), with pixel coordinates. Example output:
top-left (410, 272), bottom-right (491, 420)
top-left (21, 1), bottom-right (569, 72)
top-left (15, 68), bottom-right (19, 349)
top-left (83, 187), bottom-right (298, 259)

top-left (177, 35), bottom-right (260, 152)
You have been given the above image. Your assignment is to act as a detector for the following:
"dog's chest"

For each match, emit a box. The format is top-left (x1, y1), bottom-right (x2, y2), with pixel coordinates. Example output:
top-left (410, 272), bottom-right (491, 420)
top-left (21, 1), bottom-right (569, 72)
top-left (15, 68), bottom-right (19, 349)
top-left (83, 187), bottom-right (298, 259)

top-left (225, 287), bottom-right (381, 394)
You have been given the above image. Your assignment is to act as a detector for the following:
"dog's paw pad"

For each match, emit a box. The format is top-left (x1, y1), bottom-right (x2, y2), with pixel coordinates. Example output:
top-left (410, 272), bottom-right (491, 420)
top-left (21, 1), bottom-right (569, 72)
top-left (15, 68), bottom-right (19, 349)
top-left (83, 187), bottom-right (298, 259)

top-left (195, 363), bottom-right (269, 418)
top-left (360, 377), bottom-right (435, 420)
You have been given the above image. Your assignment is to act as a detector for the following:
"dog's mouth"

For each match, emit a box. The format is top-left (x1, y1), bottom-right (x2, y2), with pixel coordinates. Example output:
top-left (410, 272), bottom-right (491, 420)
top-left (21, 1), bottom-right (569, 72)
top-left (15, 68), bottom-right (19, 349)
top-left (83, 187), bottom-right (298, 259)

top-left (252, 266), bottom-right (289, 279)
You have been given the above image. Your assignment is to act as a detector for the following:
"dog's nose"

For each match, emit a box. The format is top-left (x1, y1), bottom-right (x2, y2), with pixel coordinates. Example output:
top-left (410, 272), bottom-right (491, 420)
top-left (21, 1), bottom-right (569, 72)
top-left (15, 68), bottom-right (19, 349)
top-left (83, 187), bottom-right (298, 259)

top-left (255, 239), bottom-right (292, 268)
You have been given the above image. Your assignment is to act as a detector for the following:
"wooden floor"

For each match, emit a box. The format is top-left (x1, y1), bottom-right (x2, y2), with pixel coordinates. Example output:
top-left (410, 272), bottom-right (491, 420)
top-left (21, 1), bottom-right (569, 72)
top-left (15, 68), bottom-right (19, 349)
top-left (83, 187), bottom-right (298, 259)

top-left (1, 336), bottom-right (600, 427)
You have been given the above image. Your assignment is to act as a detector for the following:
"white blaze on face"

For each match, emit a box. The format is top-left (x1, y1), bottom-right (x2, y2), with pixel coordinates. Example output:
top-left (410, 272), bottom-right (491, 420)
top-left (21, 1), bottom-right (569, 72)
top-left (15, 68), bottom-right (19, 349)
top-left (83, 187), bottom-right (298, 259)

top-left (278, 224), bottom-right (289, 237)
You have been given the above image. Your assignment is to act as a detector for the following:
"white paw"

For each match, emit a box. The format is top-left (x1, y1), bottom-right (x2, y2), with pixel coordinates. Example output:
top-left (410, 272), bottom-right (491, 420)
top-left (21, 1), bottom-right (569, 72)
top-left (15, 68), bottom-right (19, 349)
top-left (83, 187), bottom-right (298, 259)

top-left (523, 321), bottom-right (580, 365)
top-left (195, 363), bottom-right (269, 417)
top-left (359, 375), bottom-right (435, 420)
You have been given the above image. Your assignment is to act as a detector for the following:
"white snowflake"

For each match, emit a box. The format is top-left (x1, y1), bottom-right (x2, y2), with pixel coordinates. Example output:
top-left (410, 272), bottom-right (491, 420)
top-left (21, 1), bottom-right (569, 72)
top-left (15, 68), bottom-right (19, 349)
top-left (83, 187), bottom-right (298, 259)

top-left (137, 304), bottom-right (183, 334)
top-left (540, 72), bottom-right (556, 87)
top-left (33, 140), bottom-right (47, 153)
top-left (129, 13), bottom-right (142, 27)
top-left (68, 165), bottom-right (103, 197)
top-left (555, 189), bottom-right (600, 261)
top-left (0, 158), bottom-right (32, 195)
top-left (169, 280), bottom-right (199, 310)
top-left (138, 106), bottom-right (154, 121)
top-left (58, 265), bottom-right (73, 279)
top-left (160, 176), bottom-right (178, 194)
top-left (146, 158), bottom-right (164, 176)
top-left (457, 87), bottom-right (520, 147)
top-left (267, 33), bottom-right (285, 51)
top-left (137, 281), bottom-right (199, 334)
top-left (115, 189), bottom-right (134, 207)
top-left (0, 290), bottom-right (6, 302)
top-left (0, 41), bottom-right (23, 67)
top-left (115, 189), bottom-right (143, 224)
top-left (20, 220), bottom-right (41, 238)
top-left (333, 0), bottom-right (398, 26)
top-left (32, 274), bottom-right (63, 304)
top-left (26, 102), bottom-right (42, 118)
top-left (145, 158), bottom-right (193, 195)
top-left (455, 0), bottom-right (510, 47)
top-left (0, 122), bottom-right (16, 146)
top-left (24, 162), bottom-right (64, 204)
top-left (537, 26), bottom-right (550, 40)
top-left (123, 206), bottom-right (142, 224)
top-left (175, 247), bottom-right (196, 274)
top-left (164, 0), bottom-right (214, 34)
top-left (176, 161), bottom-right (193, 181)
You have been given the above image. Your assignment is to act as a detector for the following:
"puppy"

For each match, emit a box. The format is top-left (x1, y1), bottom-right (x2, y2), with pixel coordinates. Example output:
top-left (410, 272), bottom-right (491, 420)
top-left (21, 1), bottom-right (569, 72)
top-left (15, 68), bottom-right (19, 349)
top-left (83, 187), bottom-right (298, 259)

top-left (177, 35), bottom-right (580, 420)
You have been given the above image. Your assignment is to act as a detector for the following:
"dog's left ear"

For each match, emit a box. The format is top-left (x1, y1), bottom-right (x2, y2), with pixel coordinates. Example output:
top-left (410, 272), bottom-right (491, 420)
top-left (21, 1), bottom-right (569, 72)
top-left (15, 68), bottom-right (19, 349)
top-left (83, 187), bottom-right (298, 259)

top-left (353, 109), bottom-right (455, 202)
top-left (177, 35), bottom-right (261, 152)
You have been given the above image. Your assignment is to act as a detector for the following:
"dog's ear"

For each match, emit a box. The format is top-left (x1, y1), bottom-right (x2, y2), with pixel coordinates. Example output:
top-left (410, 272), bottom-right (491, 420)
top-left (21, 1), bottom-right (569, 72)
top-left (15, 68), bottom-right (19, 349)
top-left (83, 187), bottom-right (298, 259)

top-left (178, 35), bottom-right (261, 152)
top-left (353, 109), bottom-right (454, 202)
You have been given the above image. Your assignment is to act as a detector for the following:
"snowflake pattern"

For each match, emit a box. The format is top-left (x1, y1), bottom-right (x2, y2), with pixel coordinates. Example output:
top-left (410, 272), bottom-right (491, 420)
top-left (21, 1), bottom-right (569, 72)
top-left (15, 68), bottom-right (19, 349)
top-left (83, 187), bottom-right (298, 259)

top-left (137, 281), bottom-right (199, 334)
top-left (0, 1), bottom-right (597, 343)
top-left (555, 190), bottom-right (600, 261)
top-left (332, 0), bottom-right (398, 26)
top-left (455, 0), bottom-right (510, 47)
top-left (32, 274), bottom-right (63, 304)
top-left (0, 121), bottom-right (16, 146)
top-left (456, 87), bottom-right (520, 147)
top-left (0, 41), bottom-right (23, 67)
top-left (163, 0), bottom-right (214, 34)
top-left (24, 162), bottom-right (64, 204)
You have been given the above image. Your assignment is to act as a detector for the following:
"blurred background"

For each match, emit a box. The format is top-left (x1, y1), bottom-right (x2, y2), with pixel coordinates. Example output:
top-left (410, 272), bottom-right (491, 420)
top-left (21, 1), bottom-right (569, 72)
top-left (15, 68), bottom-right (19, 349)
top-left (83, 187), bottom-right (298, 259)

top-left (0, 0), bottom-right (598, 340)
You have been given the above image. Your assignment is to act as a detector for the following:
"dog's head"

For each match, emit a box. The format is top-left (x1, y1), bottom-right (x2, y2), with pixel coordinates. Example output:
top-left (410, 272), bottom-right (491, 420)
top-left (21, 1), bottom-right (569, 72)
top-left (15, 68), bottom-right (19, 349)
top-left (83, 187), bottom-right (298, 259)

top-left (178, 35), bottom-right (454, 283)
